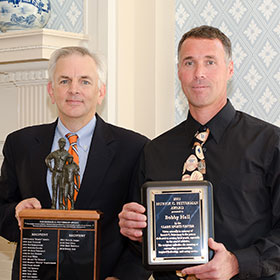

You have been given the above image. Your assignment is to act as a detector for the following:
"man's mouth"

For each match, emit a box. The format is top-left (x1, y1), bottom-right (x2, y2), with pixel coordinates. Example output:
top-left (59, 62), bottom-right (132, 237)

top-left (192, 85), bottom-right (209, 89)
top-left (66, 100), bottom-right (83, 104)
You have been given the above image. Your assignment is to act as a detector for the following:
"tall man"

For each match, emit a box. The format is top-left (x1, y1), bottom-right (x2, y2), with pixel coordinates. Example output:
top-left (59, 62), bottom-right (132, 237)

top-left (0, 46), bottom-right (149, 280)
top-left (119, 25), bottom-right (280, 280)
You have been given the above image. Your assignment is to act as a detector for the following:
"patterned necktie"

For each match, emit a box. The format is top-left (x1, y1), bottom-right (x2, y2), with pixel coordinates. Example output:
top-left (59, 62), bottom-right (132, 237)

top-left (177, 128), bottom-right (209, 279)
top-left (66, 133), bottom-right (80, 203)
top-left (182, 126), bottom-right (210, 181)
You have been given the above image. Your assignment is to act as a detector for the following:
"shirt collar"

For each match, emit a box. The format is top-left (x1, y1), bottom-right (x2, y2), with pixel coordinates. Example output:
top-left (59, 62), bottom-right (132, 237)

top-left (184, 113), bottom-right (201, 147)
top-left (185, 99), bottom-right (236, 145)
top-left (56, 116), bottom-right (97, 152)
top-left (206, 100), bottom-right (236, 143)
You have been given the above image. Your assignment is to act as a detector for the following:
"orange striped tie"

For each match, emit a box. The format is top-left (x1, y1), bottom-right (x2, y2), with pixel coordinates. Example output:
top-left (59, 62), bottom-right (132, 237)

top-left (66, 133), bottom-right (80, 203)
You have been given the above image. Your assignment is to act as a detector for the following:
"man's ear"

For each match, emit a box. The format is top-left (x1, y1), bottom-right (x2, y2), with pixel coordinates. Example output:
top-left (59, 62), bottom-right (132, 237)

top-left (47, 81), bottom-right (56, 104)
top-left (97, 84), bottom-right (106, 105)
top-left (228, 60), bottom-right (234, 79)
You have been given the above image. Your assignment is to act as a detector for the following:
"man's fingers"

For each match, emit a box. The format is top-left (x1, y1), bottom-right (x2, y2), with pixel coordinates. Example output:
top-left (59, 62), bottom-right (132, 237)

top-left (182, 238), bottom-right (239, 280)
top-left (182, 263), bottom-right (207, 276)
top-left (120, 227), bottom-right (143, 242)
top-left (208, 237), bottom-right (226, 253)
top-left (122, 202), bottom-right (146, 214)
top-left (118, 202), bottom-right (147, 241)
top-left (118, 202), bottom-right (147, 225)
top-left (15, 198), bottom-right (42, 229)
top-left (118, 210), bottom-right (147, 224)
top-left (119, 218), bottom-right (147, 229)
top-left (33, 199), bottom-right (42, 209)
top-left (118, 213), bottom-right (146, 240)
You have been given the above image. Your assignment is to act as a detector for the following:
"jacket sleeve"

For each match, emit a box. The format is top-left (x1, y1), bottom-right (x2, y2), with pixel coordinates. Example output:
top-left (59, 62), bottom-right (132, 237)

top-left (0, 134), bottom-right (21, 242)
top-left (112, 240), bottom-right (152, 280)
top-left (112, 145), bottom-right (152, 279)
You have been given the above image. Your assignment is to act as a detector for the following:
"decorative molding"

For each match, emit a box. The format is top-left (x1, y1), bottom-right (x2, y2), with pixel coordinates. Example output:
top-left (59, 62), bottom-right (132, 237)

top-left (0, 69), bottom-right (48, 85)
top-left (18, 84), bottom-right (57, 128)
top-left (0, 68), bottom-right (56, 128)
top-left (0, 45), bottom-right (57, 53)
top-left (0, 28), bottom-right (89, 64)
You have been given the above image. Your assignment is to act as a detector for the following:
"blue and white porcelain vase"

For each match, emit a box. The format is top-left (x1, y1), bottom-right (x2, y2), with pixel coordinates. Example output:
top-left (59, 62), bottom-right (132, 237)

top-left (0, 0), bottom-right (51, 32)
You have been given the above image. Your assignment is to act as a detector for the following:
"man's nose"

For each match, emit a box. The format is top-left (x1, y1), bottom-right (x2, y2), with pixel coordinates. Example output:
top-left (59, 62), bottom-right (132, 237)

top-left (194, 64), bottom-right (206, 79)
top-left (68, 80), bottom-right (80, 94)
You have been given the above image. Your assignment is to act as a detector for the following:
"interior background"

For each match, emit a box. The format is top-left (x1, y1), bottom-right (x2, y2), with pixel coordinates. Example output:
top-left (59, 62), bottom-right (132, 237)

top-left (0, 0), bottom-right (280, 279)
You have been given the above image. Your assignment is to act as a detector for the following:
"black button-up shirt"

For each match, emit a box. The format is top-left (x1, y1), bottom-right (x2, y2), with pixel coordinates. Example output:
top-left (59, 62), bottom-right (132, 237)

top-left (138, 100), bottom-right (280, 279)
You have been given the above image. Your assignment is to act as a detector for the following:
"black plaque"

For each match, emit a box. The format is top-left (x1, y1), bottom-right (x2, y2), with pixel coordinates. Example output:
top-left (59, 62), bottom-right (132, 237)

top-left (19, 209), bottom-right (101, 280)
top-left (141, 180), bottom-right (214, 270)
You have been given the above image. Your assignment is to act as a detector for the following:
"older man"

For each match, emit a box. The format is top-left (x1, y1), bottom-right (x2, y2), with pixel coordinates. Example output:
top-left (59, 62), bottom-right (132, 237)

top-left (0, 46), bottom-right (149, 280)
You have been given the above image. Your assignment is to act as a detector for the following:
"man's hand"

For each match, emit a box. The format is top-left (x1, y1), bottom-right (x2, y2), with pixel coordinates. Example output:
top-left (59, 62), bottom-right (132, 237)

top-left (118, 202), bottom-right (147, 242)
top-left (15, 198), bottom-right (42, 229)
top-left (180, 238), bottom-right (239, 280)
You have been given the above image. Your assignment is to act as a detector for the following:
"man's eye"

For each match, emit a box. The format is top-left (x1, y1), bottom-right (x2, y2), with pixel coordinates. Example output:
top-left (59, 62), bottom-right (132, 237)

top-left (207, 60), bottom-right (215, 65)
top-left (185, 61), bottom-right (193, 66)
top-left (59, 80), bottom-right (68, 84)
top-left (82, 80), bottom-right (90, 85)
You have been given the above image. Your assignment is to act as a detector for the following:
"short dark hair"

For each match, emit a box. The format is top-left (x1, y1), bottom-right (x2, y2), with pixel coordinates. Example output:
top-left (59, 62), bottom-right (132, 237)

top-left (178, 25), bottom-right (232, 62)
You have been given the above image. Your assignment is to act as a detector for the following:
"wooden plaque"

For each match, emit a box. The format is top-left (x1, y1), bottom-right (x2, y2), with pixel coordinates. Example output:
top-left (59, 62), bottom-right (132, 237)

top-left (19, 209), bottom-right (102, 280)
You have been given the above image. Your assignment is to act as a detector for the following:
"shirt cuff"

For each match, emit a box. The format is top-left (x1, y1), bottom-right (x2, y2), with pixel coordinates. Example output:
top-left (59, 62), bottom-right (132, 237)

top-left (233, 246), bottom-right (261, 279)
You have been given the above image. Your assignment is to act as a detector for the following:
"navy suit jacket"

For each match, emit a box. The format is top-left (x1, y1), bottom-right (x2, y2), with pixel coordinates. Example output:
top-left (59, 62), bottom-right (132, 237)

top-left (0, 114), bottom-right (149, 280)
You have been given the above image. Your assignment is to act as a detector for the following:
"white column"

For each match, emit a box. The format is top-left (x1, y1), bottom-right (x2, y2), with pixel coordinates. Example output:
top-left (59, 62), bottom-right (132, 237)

top-left (116, 0), bottom-right (175, 138)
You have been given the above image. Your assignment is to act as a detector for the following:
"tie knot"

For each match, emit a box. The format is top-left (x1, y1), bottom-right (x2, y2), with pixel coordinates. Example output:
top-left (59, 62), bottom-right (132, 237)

top-left (66, 133), bottom-right (78, 145)
top-left (194, 126), bottom-right (210, 145)
top-left (198, 126), bottom-right (208, 133)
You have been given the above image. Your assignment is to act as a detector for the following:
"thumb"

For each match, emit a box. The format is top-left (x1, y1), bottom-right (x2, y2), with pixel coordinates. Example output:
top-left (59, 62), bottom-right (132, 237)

top-left (208, 238), bottom-right (225, 253)
top-left (208, 238), bottom-right (219, 250)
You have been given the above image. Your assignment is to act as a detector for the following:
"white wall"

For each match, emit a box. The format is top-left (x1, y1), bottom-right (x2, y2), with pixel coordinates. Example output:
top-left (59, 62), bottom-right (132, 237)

top-left (116, 0), bottom-right (175, 138)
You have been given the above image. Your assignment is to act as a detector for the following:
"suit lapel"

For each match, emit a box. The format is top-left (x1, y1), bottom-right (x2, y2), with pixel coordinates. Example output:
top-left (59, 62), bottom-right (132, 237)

top-left (30, 121), bottom-right (57, 207)
top-left (75, 116), bottom-right (116, 208)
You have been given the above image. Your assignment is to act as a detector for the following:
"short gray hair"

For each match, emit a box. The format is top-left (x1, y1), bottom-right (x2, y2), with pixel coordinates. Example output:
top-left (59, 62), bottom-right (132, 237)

top-left (48, 46), bottom-right (107, 89)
